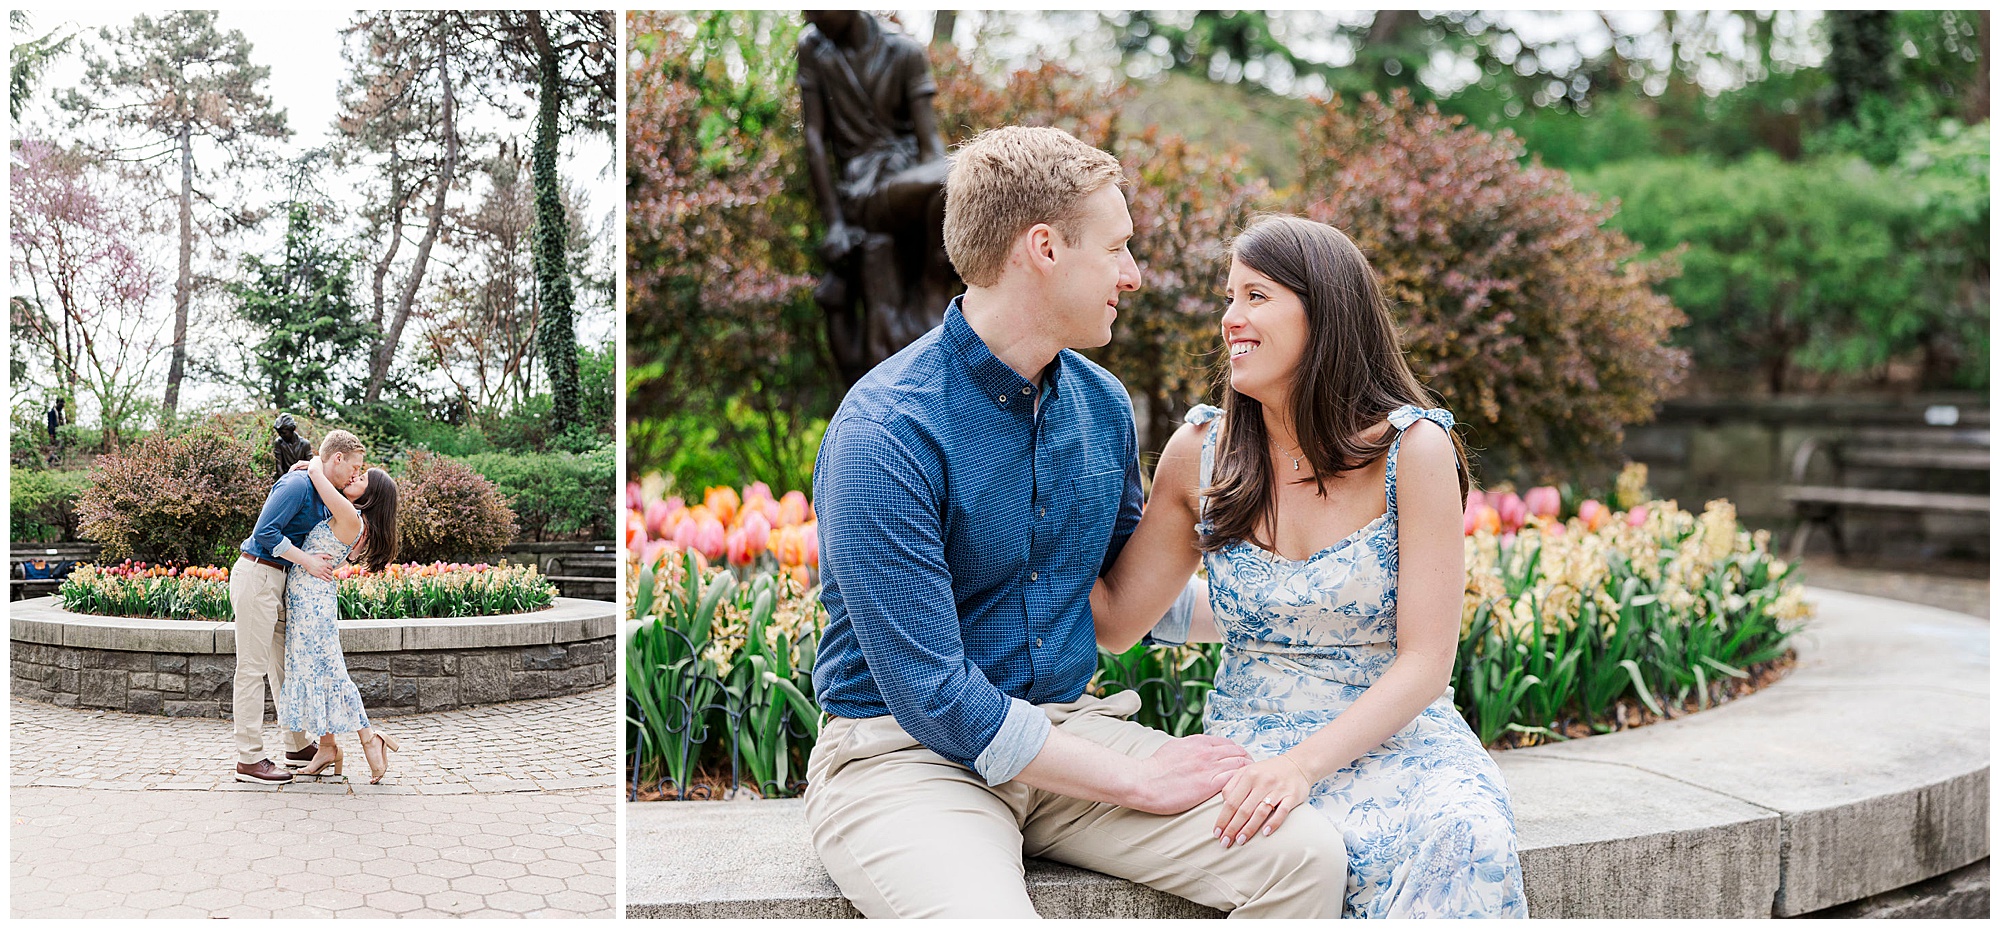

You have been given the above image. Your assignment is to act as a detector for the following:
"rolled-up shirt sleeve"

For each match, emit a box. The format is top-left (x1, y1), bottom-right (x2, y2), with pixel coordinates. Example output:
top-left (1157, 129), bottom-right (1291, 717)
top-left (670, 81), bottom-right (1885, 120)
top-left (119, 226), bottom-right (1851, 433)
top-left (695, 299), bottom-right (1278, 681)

top-left (817, 419), bottom-right (1051, 781)
top-left (245, 473), bottom-right (310, 561)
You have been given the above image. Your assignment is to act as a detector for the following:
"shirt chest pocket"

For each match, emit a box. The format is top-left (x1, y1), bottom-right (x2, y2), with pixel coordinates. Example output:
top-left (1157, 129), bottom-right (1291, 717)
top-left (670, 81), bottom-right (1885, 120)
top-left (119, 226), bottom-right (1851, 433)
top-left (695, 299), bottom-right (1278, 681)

top-left (1051, 467), bottom-right (1124, 575)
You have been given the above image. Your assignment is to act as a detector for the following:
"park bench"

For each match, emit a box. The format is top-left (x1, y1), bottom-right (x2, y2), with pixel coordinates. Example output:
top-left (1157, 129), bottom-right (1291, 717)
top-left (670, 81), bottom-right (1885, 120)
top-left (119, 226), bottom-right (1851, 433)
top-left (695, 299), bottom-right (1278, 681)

top-left (1781, 409), bottom-right (1988, 560)
top-left (9, 545), bottom-right (96, 601)
top-left (502, 541), bottom-right (617, 601)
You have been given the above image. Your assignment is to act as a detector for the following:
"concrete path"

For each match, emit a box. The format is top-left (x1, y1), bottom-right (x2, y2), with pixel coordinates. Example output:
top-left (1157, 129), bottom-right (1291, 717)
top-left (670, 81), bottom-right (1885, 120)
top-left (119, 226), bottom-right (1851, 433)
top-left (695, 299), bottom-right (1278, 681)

top-left (9, 689), bottom-right (618, 917)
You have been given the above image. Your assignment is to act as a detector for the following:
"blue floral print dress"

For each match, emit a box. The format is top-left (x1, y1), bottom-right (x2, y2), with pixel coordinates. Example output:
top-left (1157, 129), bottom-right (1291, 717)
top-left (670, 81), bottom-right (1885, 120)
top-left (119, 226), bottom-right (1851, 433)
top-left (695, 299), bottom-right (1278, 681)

top-left (1189, 403), bottom-right (1528, 918)
top-left (279, 519), bottom-right (371, 737)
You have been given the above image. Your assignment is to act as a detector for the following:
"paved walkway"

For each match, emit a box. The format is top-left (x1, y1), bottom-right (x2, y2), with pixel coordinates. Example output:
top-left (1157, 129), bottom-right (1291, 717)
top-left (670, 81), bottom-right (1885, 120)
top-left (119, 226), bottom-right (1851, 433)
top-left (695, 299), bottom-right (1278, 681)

top-left (10, 689), bottom-right (617, 918)
top-left (1797, 555), bottom-right (1989, 619)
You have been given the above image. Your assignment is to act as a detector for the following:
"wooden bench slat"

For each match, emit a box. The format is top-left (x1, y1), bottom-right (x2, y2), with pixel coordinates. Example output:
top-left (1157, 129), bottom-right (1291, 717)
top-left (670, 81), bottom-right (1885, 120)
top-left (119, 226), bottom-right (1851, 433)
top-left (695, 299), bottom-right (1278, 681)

top-left (1840, 448), bottom-right (1990, 470)
top-left (1782, 486), bottom-right (1989, 513)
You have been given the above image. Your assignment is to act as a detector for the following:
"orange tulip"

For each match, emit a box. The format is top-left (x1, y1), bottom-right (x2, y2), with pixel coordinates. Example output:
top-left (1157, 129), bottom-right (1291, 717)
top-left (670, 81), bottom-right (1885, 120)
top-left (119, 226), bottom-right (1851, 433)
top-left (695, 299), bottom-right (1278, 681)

top-left (1578, 499), bottom-right (1610, 532)
top-left (704, 487), bottom-right (741, 526)
top-left (777, 491), bottom-right (809, 528)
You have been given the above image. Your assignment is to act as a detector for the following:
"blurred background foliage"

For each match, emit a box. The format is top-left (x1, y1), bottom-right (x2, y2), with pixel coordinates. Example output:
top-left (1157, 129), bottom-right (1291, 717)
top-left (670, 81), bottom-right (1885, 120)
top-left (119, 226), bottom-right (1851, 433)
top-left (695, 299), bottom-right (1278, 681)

top-left (626, 10), bottom-right (1987, 494)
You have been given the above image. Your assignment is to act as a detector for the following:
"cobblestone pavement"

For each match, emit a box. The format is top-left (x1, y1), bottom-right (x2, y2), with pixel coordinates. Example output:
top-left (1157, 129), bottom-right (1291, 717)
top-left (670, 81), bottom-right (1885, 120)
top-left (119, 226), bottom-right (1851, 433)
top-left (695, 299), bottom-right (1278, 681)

top-left (10, 689), bottom-right (617, 917)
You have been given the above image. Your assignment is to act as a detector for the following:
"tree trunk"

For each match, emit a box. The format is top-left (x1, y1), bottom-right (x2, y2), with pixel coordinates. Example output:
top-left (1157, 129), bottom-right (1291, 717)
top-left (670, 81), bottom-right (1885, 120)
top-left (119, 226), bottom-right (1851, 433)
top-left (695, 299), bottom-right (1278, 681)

top-left (1968, 11), bottom-right (1990, 125)
top-left (931, 11), bottom-right (958, 49)
top-left (369, 140), bottom-right (406, 336)
top-left (163, 120), bottom-right (195, 420)
top-left (366, 17), bottom-right (459, 404)
top-left (529, 10), bottom-right (581, 432)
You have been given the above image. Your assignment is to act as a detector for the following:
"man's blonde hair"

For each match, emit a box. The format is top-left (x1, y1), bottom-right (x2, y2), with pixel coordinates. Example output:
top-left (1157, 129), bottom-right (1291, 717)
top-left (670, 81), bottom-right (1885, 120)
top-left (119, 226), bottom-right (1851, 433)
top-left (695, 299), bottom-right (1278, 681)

top-left (319, 429), bottom-right (365, 458)
top-left (943, 126), bottom-right (1125, 287)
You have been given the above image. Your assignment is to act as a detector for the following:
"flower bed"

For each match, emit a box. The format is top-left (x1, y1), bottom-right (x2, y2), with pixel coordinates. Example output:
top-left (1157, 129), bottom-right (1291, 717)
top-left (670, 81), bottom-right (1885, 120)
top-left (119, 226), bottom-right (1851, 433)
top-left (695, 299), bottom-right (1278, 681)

top-left (625, 469), bottom-right (1811, 798)
top-left (57, 559), bottom-right (557, 621)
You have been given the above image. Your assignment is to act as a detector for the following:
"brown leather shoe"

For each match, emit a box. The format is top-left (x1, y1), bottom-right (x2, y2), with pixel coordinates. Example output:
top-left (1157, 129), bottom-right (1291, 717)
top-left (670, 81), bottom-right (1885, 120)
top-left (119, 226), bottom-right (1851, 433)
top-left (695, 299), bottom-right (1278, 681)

top-left (234, 759), bottom-right (293, 784)
top-left (283, 744), bottom-right (319, 768)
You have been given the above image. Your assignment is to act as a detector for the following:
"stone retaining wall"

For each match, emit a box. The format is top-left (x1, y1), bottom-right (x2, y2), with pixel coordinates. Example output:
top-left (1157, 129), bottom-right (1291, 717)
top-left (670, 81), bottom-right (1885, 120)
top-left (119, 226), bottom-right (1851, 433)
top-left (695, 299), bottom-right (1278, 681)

top-left (9, 597), bottom-right (615, 717)
top-left (624, 588), bottom-right (1989, 919)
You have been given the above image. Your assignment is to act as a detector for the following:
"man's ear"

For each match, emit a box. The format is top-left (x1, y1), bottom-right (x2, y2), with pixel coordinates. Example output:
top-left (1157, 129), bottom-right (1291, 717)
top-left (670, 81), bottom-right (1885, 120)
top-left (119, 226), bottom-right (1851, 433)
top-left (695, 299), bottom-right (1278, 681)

top-left (1024, 224), bottom-right (1057, 272)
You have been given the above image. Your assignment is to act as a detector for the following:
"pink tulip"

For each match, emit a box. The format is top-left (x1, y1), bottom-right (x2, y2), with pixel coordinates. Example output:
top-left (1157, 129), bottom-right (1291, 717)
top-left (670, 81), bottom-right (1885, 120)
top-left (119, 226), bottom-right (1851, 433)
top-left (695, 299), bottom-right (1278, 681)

top-left (1544, 522), bottom-right (1566, 537)
top-left (641, 539), bottom-right (672, 568)
top-left (644, 500), bottom-right (675, 538)
top-left (625, 482), bottom-right (644, 511)
top-left (1494, 493), bottom-right (1527, 534)
top-left (671, 515), bottom-right (698, 551)
top-left (1626, 505), bottom-right (1648, 527)
top-left (1463, 505), bottom-right (1483, 536)
top-left (626, 513), bottom-right (647, 550)
top-left (744, 481), bottom-right (775, 505)
top-left (725, 527), bottom-right (753, 566)
top-left (1524, 486), bottom-right (1560, 521)
top-left (693, 517), bottom-right (727, 562)
top-left (801, 522), bottom-right (819, 569)
top-left (1578, 500), bottom-right (1610, 531)
top-left (1465, 488), bottom-right (1486, 513)
top-left (741, 510), bottom-right (772, 555)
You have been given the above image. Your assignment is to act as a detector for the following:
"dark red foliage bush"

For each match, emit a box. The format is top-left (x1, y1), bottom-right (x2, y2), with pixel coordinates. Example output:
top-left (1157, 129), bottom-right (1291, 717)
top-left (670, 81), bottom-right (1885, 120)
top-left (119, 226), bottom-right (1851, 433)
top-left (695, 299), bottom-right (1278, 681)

top-left (397, 451), bottom-right (518, 563)
top-left (77, 419), bottom-right (267, 565)
top-left (1298, 92), bottom-right (1689, 480)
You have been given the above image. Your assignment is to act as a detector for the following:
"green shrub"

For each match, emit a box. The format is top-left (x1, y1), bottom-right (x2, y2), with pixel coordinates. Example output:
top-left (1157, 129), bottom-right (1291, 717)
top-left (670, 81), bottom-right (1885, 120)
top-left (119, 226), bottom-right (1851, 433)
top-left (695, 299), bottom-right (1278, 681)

top-left (396, 451), bottom-right (519, 562)
top-left (1580, 153), bottom-right (1970, 392)
top-left (10, 468), bottom-right (93, 543)
top-left (1299, 92), bottom-right (1689, 482)
top-left (76, 419), bottom-right (266, 565)
top-left (460, 447), bottom-right (615, 541)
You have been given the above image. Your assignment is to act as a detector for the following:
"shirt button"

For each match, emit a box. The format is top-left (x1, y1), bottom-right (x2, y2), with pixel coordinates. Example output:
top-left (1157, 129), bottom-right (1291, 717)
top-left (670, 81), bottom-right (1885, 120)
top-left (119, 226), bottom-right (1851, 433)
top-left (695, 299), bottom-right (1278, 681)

top-left (1034, 637), bottom-right (1043, 648)
top-left (1021, 386), bottom-right (1032, 395)
top-left (1028, 571), bottom-right (1038, 582)
top-left (1037, 507), bottom-right (1046, 519)
top-left (998, 394), bottom-right (1007, 404)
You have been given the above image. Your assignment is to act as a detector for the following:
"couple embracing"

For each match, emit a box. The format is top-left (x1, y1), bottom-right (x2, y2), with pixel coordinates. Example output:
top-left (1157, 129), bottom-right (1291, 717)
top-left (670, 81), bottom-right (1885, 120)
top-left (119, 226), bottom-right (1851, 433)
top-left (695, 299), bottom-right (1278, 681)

top-left (229, 430), bottom-right (401, 785)
top-left (805, 126), bottom-right (1528, 918)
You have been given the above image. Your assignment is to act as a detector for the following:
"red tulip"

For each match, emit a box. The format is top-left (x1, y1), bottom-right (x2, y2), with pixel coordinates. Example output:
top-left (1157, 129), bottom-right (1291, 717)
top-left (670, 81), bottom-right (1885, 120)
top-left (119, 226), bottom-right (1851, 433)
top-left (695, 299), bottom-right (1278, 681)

top-left (1524, 486), bottom-right (1560, 521)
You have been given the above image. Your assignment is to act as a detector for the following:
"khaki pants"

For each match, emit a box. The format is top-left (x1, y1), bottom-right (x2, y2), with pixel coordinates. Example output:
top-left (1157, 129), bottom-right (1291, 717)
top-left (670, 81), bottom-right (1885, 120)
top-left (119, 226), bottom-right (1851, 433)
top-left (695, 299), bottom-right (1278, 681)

top-left (804, 690), bottom-right (1348, 918)
top-left (228, 556), bottom-right (311, 766)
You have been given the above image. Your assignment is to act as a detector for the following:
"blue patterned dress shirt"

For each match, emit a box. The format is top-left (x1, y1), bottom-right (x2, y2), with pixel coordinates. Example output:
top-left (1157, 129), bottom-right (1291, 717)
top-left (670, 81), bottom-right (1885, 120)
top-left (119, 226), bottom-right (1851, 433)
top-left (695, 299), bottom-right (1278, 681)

top-left (811, 298), bottom-right (1145, 784)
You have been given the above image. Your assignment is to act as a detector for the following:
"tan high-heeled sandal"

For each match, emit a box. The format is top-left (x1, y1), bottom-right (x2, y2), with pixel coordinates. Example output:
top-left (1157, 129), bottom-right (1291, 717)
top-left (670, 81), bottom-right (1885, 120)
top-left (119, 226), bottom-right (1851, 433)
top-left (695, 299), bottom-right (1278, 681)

top-left (298, 745), bottom-right (343, 778)
top-left (362, 730), bottom-right (401, 784)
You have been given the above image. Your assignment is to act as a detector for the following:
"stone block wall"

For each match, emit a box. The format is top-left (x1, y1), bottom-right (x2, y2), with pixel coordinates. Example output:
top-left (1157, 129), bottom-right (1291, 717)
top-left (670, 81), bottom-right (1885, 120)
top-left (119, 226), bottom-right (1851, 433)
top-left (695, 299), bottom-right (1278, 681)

top-left (10, 636), bottom-right (613, 717)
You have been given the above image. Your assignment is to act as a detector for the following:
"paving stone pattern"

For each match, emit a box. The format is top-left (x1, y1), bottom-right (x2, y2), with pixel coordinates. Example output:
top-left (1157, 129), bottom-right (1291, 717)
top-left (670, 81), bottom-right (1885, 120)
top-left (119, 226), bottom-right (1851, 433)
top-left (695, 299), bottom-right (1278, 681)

top-left (10, 688), bottom-right (617, 917)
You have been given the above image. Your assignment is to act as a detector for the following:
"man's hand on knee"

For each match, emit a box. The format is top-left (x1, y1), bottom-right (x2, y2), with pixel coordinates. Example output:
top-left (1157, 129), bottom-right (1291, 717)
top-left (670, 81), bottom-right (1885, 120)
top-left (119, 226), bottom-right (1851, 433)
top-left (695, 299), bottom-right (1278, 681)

top-left (1132, 734), bottom-right (1250, 815)
top-left (1015, 728), bottom-right (1248, 815)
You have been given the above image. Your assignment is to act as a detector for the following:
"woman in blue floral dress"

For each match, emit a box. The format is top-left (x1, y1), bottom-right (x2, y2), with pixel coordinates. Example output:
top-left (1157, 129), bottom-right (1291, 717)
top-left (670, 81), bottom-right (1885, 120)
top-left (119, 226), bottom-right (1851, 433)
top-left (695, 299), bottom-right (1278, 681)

top-left (276, 456), bottom-right (403, 783)
top-left (1093, 216), bottom-right (1527, 917)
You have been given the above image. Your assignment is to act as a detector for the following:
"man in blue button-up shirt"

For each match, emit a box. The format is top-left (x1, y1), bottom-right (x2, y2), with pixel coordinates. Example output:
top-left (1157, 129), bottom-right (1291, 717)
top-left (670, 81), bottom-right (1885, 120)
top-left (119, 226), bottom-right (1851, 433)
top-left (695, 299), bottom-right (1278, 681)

top-left (804, 126), bottom-right (1345, 918)
top-left (227, 428), bottom-right (367, 784)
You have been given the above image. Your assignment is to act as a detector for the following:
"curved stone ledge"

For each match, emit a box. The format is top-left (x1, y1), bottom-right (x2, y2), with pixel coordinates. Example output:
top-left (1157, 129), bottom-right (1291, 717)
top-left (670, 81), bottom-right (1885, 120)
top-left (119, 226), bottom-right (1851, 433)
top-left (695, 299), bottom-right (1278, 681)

top-left (10, 597), bottom-right (616, 717)
top-left (624, 588), bottom-right (1989, 918)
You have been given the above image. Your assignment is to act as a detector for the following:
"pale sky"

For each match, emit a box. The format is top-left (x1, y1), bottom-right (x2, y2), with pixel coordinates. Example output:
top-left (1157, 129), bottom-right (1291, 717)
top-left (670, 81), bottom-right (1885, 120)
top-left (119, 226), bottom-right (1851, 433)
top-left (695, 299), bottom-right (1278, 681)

top-left (11, 9), bottom-right (618, 421)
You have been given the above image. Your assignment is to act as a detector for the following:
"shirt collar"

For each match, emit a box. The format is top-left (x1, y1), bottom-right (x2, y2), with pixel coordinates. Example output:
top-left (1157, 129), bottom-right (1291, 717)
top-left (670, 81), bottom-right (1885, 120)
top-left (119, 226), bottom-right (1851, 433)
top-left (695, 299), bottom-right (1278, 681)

top-left (943, 297), bottom-right (1064, 412)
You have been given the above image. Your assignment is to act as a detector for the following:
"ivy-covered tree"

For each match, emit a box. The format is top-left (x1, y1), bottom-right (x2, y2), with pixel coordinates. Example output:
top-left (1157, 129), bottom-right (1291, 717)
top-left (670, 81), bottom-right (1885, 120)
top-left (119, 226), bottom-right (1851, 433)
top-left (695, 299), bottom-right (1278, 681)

top-left (230, 201), bottom-right (373, 416)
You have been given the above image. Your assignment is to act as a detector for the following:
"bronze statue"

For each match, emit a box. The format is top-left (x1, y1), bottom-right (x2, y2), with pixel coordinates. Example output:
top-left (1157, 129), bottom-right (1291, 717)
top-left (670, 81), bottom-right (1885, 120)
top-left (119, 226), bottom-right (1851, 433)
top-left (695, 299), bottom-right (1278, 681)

top-left (272, 413), bottom-right (313, 479)
top-left (798, 10), bottom-right (960, 384)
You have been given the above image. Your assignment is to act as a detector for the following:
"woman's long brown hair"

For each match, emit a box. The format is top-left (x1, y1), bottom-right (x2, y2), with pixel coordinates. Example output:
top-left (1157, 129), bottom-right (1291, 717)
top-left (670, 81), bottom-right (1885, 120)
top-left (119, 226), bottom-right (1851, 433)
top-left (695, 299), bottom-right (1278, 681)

top-left (349, 468), bottom-right (400, 572)
top-left (1198, 215), bottom-right (1472, 554)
